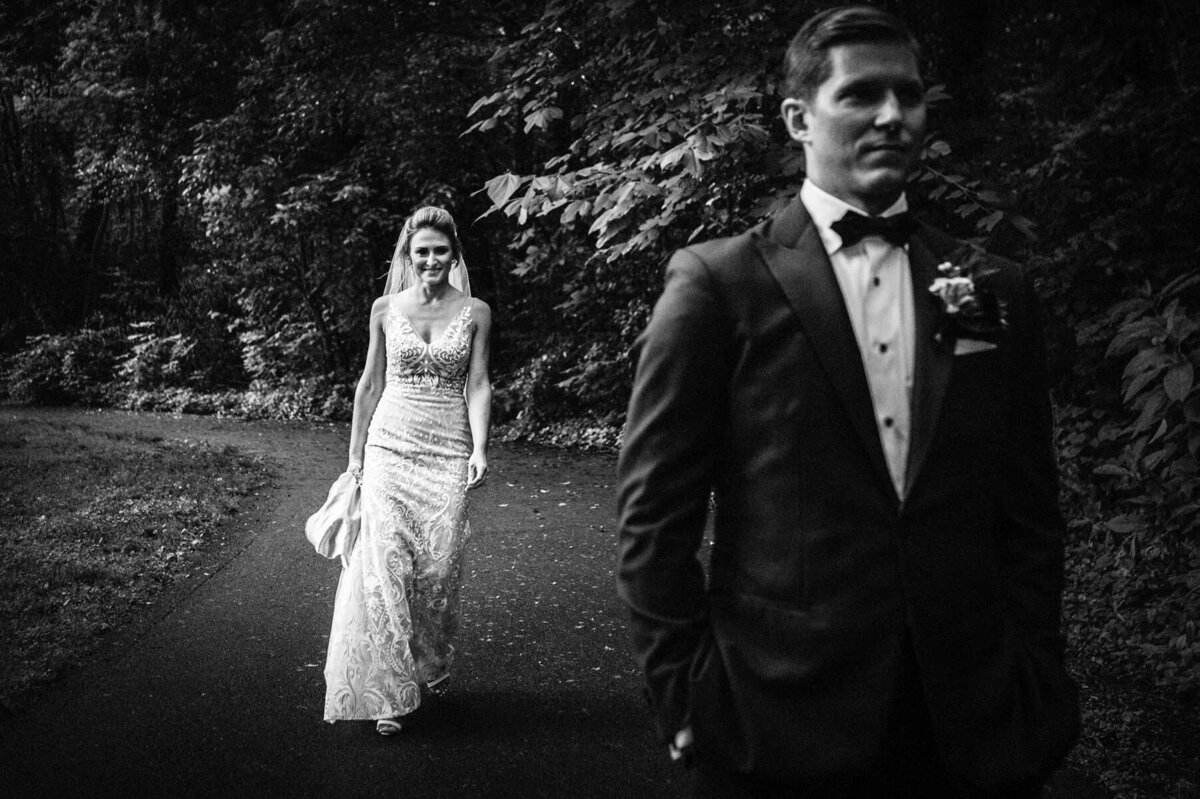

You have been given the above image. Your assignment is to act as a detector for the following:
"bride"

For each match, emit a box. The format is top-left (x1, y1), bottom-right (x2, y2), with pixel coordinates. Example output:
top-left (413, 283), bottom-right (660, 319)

top-left (322, 206), bottom-right (492, 735)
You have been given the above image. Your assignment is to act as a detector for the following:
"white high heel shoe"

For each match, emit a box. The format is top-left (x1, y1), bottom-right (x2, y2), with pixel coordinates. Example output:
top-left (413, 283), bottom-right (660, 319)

top-left (375, 718), bottom-right (403, 736)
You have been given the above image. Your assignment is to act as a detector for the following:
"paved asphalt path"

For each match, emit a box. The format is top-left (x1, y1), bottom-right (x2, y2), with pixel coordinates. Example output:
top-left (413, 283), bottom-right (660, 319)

top-left (0, 409), bottom-right (688, 799)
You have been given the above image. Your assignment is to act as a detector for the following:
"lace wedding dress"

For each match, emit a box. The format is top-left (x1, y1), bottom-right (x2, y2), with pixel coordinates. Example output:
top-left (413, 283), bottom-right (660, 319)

top-left (323, 299), bottom-right (474, 722)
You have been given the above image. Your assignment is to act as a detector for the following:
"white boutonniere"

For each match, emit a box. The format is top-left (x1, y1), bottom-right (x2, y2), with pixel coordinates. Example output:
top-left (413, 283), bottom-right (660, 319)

top-left (928, 247), bottom-right (1007, 346)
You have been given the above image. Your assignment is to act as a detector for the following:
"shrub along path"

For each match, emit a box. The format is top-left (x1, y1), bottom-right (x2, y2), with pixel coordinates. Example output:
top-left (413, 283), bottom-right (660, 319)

top-left (0, 408), bottom-right (1105, 798)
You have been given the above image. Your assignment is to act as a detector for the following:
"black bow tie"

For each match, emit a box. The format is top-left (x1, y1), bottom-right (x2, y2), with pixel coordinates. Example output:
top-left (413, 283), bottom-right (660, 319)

top-left (830, 210), bottom-right (917, 248)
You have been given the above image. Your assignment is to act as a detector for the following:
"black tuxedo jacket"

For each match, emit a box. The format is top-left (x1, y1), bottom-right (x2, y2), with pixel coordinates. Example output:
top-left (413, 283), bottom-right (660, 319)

top-left (615, 198), bottom-right (1079, 788)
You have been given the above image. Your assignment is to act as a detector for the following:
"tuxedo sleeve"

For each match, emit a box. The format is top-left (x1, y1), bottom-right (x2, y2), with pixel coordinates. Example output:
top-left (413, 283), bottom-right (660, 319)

top-left (616, 248), bottom-right (731, 743)
top-left (998, 264), bottom-right (1068, 648)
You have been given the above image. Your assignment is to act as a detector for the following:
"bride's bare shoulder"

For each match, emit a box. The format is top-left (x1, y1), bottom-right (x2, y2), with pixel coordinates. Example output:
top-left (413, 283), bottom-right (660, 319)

top-left (468, 297), bottom-right (492, 332)
top-left (369, 294), bottom-right (397, 325)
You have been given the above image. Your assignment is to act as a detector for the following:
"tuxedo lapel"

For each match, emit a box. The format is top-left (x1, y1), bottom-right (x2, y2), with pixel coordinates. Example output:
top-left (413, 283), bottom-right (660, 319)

top-left (904, 229), bottom-right (955, 496)
top-left (753, 200), bottom-right (895, 502)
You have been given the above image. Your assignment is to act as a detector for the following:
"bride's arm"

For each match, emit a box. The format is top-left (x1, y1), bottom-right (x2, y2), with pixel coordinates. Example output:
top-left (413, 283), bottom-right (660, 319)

top-left (347, 296), bottom-right (391, 477)
top-left (465, 299), bottom-right (493, 489)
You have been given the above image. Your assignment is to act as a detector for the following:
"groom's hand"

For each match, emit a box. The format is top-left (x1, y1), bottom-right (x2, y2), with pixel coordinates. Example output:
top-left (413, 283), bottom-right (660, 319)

top-left (669, 726), bottom-right (694, 765)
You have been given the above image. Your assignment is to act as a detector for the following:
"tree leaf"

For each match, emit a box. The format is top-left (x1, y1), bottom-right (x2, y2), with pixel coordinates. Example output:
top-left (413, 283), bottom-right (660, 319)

top-left (1184, 395), bottom-right (1200, 424)
top-left (1104, 514), bottom-right (1146, 534)
top-left (1163, 362), bottom-right (1195, 402)
top-left (466, 91), bottom-right (504, 118)
top-left (1005, 214), bottom-right (1038, 241)
top-left (561, 200), bottom-right (585, 225)
top-left (1147, 417), bottom-right (1169, 445)
top-left (1132, 390), bottom-right (1168, 434)
top-left (1142, 444), bottom-right (1170, 471)
top-left (924, 84), bottom-right (951, 105)
top-left (977, 210), bottom-right (1004, 231)
top-left (485, 173), bottom-right (522, 209)
top-left (1108, 319), bottom-right (1165, 358)
top-left (523, 107), bottom-right (563, 133)
top-left (660, 145), bottom-right (686, 170)
top-left (1124, 366), bottom-right (1163, 403)
top-left (1126, 346), bottom-right (1168, 379)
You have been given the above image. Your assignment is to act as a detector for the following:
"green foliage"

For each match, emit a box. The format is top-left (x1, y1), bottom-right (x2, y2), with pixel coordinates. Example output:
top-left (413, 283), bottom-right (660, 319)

top-left (910, 131), bottom-right (1038, 241)
top-left (1064, 508), bottom-right (1200, 701)
top-left (118, 377), bottom-right (352, 422)
top-left (469, 1), bottom-right (786, 432)
top-left (3, 0), bottom-right (522, 391)
top-left (1063, 285), bottom-right (1200, 700)
top-left (467, 1), bottom-right (1041, 438)
top-left (471, 4), bottom-right (784, 262)
top-left (919, 0), bottom-right (1200, 717)
top-left (0, 317), bottom-right (352, 422)
top-left (496, 414), bottom-right (623, 451)
top-left (120, 323), bottom-right (197, 390)
top-left (1049, 282), bottom-right (1200, 707)
top-left (1, 0), bottom-right (271, 342)
top-left (176, 1), bottom-right (511, 385)
top-left (1101, 288), bottom-right (1200, 527)
top-left (2, 327), bottom-right (126, 406)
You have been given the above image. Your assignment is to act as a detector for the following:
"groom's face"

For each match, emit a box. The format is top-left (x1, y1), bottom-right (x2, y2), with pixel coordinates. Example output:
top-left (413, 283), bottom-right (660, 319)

top-left (782, 41), bottom-right (926, 214)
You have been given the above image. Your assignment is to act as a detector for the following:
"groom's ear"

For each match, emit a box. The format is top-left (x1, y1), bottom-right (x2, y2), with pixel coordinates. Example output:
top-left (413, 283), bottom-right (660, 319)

top-left (780, 97), bottom-right (811, 145)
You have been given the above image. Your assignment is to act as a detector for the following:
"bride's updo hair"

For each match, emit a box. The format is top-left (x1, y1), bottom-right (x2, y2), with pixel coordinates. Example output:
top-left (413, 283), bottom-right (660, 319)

top-left (383, 206), bottom-right (470, 296)
top-left (397, 206), bottom-right (463, 264)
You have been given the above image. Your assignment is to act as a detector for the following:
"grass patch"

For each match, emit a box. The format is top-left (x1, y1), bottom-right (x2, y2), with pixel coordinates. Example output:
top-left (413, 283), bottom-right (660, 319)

top-left (0, 415), bottom-right (270, 713)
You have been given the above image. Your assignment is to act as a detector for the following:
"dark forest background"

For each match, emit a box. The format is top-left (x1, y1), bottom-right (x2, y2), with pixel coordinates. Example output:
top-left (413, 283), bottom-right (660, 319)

top-left (1, 1), bottom-right (1198, 794)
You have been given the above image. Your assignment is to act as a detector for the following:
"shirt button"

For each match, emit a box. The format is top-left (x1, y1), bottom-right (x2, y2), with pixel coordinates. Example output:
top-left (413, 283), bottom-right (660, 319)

top-left (883, 417), bottom-right (894, 428)
top-left (879, 343), bottom-right (889, 354)
top-left (872, 276), bottom-right (881, 287)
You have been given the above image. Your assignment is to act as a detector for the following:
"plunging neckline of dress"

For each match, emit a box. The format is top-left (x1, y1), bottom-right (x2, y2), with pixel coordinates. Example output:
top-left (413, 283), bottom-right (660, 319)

top-left (396, 301), bottom-right (471, 348)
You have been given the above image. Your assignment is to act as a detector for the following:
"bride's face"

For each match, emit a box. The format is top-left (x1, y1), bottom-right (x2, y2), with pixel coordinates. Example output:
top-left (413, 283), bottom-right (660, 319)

top-left (409, 228), bottom-right (455, 288)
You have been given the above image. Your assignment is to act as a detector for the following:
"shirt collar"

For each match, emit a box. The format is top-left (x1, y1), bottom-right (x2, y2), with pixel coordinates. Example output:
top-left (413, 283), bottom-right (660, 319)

top-left (799, 179), bottom-right (909, 255)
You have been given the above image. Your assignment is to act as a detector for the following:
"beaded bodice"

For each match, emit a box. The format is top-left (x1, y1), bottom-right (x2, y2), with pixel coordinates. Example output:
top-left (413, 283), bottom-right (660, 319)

top-left (385, 301), bottom-right (473, 396)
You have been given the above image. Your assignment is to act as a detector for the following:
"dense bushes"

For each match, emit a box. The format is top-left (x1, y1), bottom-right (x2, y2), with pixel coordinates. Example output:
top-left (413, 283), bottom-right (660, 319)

top-left (1061, 291), bottom-right (1200, 700)
top-left (4, 327), bottom-right (126, 406)
top-left (975, 12), bottom-right (1200, 704)
top-left (1, 324), bottom-right (352, 421)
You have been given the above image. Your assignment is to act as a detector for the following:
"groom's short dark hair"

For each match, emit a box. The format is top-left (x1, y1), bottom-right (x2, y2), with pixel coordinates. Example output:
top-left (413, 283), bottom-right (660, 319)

top-left (781, 5), bottom-right (920, 100)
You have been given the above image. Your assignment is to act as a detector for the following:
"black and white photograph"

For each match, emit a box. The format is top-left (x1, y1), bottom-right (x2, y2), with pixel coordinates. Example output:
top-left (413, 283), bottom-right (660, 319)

top-left (1, 2), bottom-right (1197, 797)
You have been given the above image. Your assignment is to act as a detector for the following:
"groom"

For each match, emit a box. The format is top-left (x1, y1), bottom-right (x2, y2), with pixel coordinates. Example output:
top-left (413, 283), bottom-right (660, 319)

top-left (616, 6), bottom-right (1078, 797)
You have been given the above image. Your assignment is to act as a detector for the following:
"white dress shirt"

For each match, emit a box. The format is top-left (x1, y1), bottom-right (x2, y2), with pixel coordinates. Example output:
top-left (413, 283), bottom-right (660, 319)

top-left (799, 180), bottom-right (914, 499)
